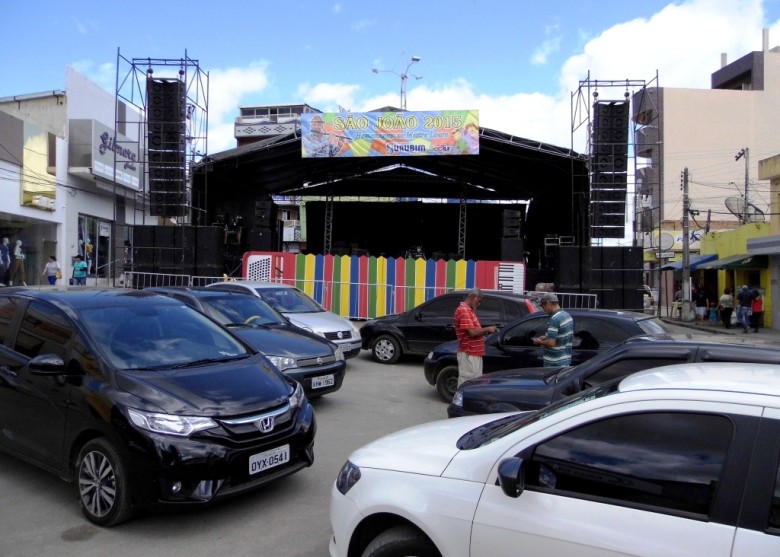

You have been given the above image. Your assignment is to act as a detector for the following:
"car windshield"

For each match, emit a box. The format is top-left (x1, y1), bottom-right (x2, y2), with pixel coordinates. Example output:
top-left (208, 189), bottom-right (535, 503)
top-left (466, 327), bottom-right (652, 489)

top-left (81, 303), bottom-right (250, 370)
top-left (257, 287), bottom-right (323, 314)
top-left (457, 379), bottom-right (621, 450)
top-left (204, 295), bottom-right (287, 326)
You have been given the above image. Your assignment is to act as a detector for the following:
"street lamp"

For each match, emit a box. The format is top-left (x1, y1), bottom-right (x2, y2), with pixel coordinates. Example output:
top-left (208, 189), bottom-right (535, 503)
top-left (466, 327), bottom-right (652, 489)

top-left (372, 53), bottom-right (422, 111)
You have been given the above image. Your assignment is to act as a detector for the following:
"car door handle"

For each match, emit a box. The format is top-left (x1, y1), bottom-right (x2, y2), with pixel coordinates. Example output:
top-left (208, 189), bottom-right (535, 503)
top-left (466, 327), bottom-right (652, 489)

top-left (0, 366), bottom-right (18, 378)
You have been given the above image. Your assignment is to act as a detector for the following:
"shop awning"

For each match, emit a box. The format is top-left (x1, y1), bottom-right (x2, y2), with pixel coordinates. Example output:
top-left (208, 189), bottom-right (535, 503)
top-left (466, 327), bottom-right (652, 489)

top-left (696, 254), bottom-right (768, 270)
top-left (660, 253), bottom-right (718, 271)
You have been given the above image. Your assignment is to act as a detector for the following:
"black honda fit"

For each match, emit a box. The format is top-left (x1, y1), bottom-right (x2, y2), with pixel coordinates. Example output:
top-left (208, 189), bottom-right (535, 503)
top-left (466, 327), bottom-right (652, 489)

top-left (0, 288), bottom-right (315, 526)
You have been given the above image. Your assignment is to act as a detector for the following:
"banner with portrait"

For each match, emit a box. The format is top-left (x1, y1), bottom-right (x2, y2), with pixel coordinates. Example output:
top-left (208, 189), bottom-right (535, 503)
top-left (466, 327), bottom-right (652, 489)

top-left (301, 110), bottom-right (479, 158)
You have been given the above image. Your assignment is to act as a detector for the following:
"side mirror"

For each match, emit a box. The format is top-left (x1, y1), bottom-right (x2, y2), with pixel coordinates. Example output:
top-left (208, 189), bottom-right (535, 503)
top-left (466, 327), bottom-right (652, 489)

top-left (29, 354), bottom-right (66, 376)
top-left (497, 457), bottom-right (525, 497)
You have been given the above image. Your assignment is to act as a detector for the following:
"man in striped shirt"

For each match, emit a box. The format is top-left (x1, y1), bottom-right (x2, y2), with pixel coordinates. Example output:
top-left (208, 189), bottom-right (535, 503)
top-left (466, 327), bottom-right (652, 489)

top-left (532, 293), bottom-right (574, 367)
top-left (454, 288), bottom-right (498, 386)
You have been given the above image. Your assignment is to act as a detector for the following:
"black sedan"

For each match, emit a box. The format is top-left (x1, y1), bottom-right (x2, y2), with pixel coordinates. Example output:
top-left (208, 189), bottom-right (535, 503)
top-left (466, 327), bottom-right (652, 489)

top-left (360, 290), bottom-right (540, 364)
top-left (424, 308), bottom-right (674, 401)
top-left (0, 288), bottom-right (314, 526)
top-left (146, 286), bottom-right (346, 398)
top-left (447, 332), bottom-right (780, 417)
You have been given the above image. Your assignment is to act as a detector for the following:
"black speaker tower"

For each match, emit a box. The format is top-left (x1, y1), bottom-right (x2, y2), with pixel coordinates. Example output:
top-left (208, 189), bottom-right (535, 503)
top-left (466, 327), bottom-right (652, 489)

top-left (147, 78), bottom-right (186, 218)
top-left (590, 100), bottom-right (628, 239)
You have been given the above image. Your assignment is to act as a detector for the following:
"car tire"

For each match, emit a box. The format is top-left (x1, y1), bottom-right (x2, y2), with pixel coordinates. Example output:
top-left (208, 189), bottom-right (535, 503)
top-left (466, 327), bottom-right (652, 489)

top-left (435, 365), bottom-right (459, 402)
top-left (361, 525), bottom-right (440, 557)
top-left (372, 334), bottom-right (402, 364)
top-left (75, 438), bottom-right (135, 527)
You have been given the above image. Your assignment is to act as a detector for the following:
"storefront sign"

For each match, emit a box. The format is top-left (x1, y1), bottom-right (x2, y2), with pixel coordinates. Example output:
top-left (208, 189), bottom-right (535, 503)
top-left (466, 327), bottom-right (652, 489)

top-left (91, 121), bottom-right (141, 190)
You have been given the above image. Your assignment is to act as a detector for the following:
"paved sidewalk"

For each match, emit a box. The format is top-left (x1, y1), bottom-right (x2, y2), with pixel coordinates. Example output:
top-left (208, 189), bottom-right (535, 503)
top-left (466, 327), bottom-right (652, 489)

top-left (661, 314), bottom-right (780, 340)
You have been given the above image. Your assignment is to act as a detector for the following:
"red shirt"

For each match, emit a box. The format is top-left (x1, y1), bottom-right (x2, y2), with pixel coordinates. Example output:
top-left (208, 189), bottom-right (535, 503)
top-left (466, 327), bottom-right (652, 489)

top-left (454, 302), bottom-right (485, 356)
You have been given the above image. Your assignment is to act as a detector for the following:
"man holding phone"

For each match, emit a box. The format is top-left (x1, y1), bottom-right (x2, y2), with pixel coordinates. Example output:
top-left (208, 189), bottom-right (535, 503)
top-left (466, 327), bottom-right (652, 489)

top-left (454, 288), bottom-right (498, 386)
top-left (532, 293), bottom-right (574, 367)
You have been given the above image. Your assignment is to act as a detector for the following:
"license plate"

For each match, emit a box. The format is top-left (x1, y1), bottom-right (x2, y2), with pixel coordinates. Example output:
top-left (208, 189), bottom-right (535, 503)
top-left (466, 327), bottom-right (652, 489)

top-left (312, 374), bottom-right (335, 389)
top-left (249, 445), bottom-right (290, 475)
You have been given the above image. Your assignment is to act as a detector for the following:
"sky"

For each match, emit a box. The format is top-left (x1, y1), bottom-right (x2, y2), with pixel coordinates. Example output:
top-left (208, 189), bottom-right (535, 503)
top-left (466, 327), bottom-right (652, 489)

top-left (1, 0), bottom-right (780, 155)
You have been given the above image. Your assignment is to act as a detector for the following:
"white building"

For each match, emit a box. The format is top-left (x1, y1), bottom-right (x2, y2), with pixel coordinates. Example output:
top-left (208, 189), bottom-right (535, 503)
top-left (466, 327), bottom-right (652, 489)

top-left (0, 68), bottom-right (145, 286)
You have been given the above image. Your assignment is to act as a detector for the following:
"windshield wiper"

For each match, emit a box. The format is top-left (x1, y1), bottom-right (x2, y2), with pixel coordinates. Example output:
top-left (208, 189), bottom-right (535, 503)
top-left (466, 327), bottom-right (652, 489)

top-left (167, 354), bottom-right (247, 369)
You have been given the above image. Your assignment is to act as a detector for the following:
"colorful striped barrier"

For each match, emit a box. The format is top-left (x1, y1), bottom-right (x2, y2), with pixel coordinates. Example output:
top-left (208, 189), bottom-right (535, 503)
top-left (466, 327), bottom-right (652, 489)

top-left (243, 252), bottom-right (524, 319)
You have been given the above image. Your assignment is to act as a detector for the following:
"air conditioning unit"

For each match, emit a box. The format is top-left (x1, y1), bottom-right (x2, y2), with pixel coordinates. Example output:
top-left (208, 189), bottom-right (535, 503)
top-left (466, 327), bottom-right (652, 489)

top-left (31, 195), bottom-right (55, 210)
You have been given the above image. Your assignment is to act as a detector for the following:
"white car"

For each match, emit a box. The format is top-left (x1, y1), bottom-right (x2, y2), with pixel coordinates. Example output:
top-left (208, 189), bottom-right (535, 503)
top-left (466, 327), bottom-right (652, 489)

top-left (330, 362), bottom-right (780, 557)
top-left (207, 281), bottom-right (361, 358)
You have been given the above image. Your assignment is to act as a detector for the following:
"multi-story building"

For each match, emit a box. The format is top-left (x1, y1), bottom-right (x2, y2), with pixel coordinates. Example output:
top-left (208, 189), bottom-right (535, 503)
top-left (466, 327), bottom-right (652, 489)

top-left (634, 29), bottom-right (780, 260)
top-left (0, 68), bottom-right (145, 286)
top-left (234, 103), bottom-right (320, 147)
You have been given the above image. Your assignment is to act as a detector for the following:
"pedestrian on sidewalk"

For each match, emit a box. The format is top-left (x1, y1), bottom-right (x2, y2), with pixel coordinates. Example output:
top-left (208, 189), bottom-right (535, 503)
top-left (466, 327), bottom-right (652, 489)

top-left (736, 285), bottom-right (753, 333)
top-left (718, 287), bottom-right (734, 329)
top-left (751, 289), bottom-right (764, 333)
top-left (694, 286), bottom-right (708, 321)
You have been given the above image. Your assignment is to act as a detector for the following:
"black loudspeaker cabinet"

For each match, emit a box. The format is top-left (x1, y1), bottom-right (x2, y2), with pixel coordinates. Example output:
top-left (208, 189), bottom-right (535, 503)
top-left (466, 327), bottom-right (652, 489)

top-left (249, 227), bottom-right (274, 251)
top-left (132, 226), bottom-right (156, 272)
top-left (196, 227), bottom-right (223, 269)
top-left (500, 238), bottom-right (525, 261)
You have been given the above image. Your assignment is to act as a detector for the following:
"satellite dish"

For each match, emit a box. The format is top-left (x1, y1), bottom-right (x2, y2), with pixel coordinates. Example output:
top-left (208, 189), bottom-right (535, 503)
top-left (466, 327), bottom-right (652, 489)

top-left (725, 197), bottom-right (765, 223)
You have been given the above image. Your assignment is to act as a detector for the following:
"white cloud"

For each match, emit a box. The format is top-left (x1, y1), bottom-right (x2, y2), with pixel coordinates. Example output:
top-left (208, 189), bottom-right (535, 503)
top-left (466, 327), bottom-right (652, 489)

top-left (333, 3), bottom-right (343, 13)
top-left (531, 24), bottom-right (562, 65)
top-left (198, 0), bottom-right (780, 155)
top-left (207, 62), bottom-right (271, 151)
top-left (296, 82), bottom-right (361, 112)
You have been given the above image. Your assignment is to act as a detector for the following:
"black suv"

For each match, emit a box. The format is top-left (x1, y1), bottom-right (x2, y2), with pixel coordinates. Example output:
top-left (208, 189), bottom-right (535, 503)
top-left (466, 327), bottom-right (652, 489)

top-left (360, 290), bottom-right (540, 364)
top-left (0, 288), bottom-right (315, 526)
top-left (146, 286), bottom-right (346, 398)
top-left (448, 332), bottom-right (780, 417)
top-left (425, 308), bottom-right (674, 401)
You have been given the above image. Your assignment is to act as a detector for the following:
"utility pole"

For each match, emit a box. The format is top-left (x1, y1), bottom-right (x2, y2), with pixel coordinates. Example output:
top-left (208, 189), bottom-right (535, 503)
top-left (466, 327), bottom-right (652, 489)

top-left (735, 148), bottom-right (749, 223)
top-left (681, 168), bottom-right (693, 321)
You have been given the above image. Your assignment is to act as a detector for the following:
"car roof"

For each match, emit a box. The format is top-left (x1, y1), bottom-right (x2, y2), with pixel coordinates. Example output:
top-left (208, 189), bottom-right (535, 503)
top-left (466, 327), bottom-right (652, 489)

top-left (146, 286), bottom-right (254, 298)
top-left (2, 287), bottom-right (177, 310)
top-left (210, 281), bottom-right (296, 290)
top-left (620, 332), bottom-right (780, 348)
top-left (620, 362), bottom-right (780, 398)
top-left (563, 307), bottom-right (656, 320)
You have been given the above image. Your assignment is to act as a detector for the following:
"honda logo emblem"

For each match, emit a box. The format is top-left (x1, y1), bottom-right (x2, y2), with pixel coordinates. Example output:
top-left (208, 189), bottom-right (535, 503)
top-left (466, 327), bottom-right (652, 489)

top-left (256, 416), bottom-right (275, 433)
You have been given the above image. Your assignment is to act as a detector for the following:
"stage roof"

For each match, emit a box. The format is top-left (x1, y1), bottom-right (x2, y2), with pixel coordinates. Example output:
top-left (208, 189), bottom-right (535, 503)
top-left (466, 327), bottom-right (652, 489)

top-left (194, 117), bottom-right (589, 203)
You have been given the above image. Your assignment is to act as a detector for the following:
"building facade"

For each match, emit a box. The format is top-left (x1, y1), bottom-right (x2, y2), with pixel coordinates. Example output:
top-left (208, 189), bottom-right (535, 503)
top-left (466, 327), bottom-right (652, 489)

top-left (0, 68), bottom-right (146, 286)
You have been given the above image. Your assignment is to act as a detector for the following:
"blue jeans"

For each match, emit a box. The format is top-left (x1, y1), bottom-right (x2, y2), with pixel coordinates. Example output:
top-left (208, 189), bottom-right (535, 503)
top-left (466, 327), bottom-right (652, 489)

top-left (75, 277), bottom-right (86, 286)
top-left (737, 305), bottom-right (751, 330)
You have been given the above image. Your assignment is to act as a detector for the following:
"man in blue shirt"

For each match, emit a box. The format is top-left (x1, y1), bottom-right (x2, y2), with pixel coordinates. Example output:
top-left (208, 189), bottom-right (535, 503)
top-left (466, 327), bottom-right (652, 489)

top-left (532, 293), bottom-right (574, 367)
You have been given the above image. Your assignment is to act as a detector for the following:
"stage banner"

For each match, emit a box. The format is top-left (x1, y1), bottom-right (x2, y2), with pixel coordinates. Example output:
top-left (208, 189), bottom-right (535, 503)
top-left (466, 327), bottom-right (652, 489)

top-left (301, 110), bottom-right (479, 158)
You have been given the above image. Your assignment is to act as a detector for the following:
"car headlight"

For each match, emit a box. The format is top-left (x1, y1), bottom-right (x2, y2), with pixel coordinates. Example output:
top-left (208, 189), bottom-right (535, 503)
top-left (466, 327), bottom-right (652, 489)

top-left (336, 460), bottom-right (361, 495)
top-left (452, 391), bottom-right (463, 407)
top-left (289, 381), bottom-right (305, 409)
top-left (267, 355), bottom-right (298, 371)
top-left (334, 346), bottom-right (345, 361)
top-left (127, 408), bottom-right (217, 436)
top-left (427, 351), bottom-right (433, 359)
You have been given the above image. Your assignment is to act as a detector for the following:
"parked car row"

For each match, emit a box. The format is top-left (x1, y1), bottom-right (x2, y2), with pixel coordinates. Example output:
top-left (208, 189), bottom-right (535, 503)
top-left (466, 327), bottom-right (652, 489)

top-left (359, 290), bottom-right (541, 364)
top-left (423, 307), bottom-right (675, 401)
top-left (448, 332), bottom-right (780, 417)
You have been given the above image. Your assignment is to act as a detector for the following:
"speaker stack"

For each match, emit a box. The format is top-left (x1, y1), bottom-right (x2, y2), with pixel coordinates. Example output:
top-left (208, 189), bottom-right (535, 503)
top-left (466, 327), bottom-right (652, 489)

top-left (590, 100), bottom-right (628, 239)
top-left (500, 208), bottom-right (525, 261)
top-left (147, 78), bottom-right (186, 218)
